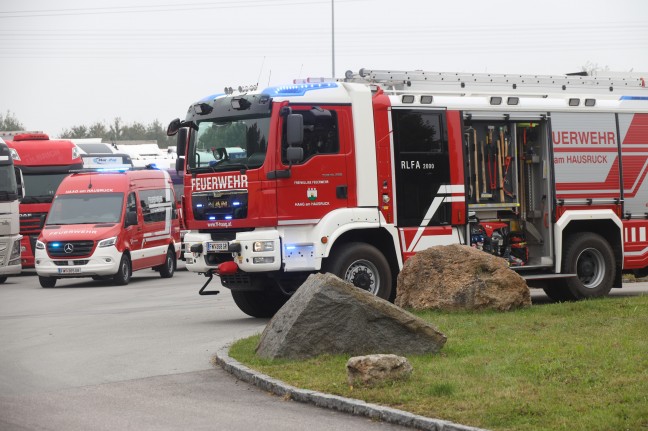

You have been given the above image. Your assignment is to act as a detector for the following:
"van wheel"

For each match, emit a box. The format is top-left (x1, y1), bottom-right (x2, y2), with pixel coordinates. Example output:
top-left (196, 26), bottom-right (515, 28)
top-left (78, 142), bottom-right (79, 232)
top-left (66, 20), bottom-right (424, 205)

top-left (323, 242), bottom-right (392, 300)
top-left (159, 248), bottom-right (176, 279)
top-left (562, 233), bottom-right (615, 299)
top-left (113, 254), bottom-right (131, 286)
top-left (39, 276), bottom-right (57, 288)
top-left (0, 276), bottom-right (7, 284)
top-left (231, 290), bottom-right (289, 318)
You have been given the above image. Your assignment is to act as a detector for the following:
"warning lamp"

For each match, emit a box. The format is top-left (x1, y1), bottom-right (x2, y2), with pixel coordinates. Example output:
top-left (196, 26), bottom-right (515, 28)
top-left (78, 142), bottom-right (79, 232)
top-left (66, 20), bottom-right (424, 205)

top-left (420, 95), bottom-right (433, 104)
top-left (569, 98), bottom-right (580, 106)
top-left (507, 97), bottom-right (519, 105)
top-left (585, 99), bottom-right (596, 107)
top-left (402, 95), bottom-right (415, 104)
top-left (490, 97), bottom-right (502, 105)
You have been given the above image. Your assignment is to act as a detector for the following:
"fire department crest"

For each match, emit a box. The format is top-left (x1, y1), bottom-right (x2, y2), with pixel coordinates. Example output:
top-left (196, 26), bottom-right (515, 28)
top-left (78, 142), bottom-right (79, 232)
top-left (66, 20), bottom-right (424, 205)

top-left (307, 187), bottom-right (317, 201)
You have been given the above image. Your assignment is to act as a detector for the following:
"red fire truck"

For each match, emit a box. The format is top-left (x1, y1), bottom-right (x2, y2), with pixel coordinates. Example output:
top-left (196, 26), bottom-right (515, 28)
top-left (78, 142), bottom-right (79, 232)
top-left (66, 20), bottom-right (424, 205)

top-left (4, 133), bottom-right (83, 268)
top-left (168, 69), bottom-right (648, 317)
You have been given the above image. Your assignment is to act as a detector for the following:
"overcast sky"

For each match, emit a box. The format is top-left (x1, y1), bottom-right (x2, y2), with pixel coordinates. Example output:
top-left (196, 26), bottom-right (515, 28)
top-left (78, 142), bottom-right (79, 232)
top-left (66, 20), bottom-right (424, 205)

top-left (1, 0), bottom-right (647, 137)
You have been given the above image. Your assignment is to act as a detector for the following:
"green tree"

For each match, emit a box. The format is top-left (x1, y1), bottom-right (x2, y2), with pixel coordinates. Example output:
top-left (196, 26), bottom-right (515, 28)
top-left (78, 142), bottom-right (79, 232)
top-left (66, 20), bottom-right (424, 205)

top-left (0, 110), bottom-right (24, 131)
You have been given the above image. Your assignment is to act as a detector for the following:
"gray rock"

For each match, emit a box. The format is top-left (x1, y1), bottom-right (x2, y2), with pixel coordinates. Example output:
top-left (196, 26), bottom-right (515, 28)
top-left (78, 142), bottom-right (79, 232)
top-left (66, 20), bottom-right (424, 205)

top-left (256, 273), bottom-right (446, 359)
top-left (347, 354), bottom-right (413, 386)
top-left (396, 244), bottom-right (531, 311)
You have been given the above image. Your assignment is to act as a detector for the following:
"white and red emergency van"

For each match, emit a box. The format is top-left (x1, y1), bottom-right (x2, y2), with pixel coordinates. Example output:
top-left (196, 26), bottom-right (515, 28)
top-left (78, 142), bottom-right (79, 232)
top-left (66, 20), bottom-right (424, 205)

top-left (168, 68), bottom-right (648, 317)
top-left (35, 168), bottom-right (181, 287)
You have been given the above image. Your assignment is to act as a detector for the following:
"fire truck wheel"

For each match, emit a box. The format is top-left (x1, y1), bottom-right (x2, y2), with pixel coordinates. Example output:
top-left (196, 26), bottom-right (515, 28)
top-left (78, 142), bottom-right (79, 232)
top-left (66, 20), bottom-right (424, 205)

top-left (158, 248), bottom-right (176, 279)
top-left (324, 242), bottom-right (392, 300)
top-left (562, 232), bottom-right (615, 299)
top-left (113, 254), bottom-right (132, 286)
top-left (542, 282), bottom-right (577, 302)
top-left (39, 276), bottom-right (57, 288)
top-left (231, 290), bottom-right (289, 318)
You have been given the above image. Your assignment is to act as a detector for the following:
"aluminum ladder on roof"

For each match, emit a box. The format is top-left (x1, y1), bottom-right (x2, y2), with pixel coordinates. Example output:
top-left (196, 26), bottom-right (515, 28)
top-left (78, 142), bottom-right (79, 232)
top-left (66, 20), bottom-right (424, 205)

top-left (343, 68), bottom-right (648, 96)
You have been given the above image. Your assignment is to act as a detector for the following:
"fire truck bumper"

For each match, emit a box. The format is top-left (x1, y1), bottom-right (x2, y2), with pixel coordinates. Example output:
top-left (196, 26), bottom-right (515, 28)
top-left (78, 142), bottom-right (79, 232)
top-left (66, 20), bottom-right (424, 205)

top-left (183, 230), bottom-right (282, 274)
top-left (34, 246), bottom-right (122, 278)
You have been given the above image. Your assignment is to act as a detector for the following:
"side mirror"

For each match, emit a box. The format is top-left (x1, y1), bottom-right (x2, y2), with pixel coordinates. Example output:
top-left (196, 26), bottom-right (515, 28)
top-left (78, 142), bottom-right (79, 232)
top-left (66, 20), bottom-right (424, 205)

top-left (175, 157), bottom-right (184, 173)
top-left (176, 128), bottom-right (187, 157)
top-left (167, 118), bottom-right (181, 136)
top-left (14, 167), bottom-right (24, 200)
top-left (286, 147), bottom-right (303, 164)
top-left (125, 211), bottom-right (138, 227)
top-left (286, 114), bottom-right (303, 147)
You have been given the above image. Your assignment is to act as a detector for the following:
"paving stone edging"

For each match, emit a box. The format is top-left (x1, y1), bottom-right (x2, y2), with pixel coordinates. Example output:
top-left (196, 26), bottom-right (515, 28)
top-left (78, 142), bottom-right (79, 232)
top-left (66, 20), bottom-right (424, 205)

top-left (214, 344), bottom-right (488, 431)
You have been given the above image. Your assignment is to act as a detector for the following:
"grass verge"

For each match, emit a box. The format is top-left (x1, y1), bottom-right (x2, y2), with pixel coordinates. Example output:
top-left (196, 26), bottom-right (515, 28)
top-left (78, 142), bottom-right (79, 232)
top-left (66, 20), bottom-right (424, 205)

top-left (229, 295), bottom-right (648, 431)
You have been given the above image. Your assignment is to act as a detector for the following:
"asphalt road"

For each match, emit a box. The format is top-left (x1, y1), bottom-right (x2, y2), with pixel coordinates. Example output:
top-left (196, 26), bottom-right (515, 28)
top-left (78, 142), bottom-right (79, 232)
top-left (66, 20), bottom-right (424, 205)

top-left (0, 268), bottom-right (411, 431)
top-left (1, 268), bottom-right (646, 431)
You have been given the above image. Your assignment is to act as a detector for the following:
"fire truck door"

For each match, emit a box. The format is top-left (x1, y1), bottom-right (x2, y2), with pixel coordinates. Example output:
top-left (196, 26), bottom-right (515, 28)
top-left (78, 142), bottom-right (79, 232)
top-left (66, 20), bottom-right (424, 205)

top-left (275, 106), bottom-right (349, 223)
top-left (391, 109), bottom-right (465, 253)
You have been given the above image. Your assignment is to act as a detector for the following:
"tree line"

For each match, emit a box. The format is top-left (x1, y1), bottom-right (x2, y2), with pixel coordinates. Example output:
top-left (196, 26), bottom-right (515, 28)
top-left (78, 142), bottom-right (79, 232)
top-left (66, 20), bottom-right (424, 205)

top-left (0, 111), bottom-right (175, 148)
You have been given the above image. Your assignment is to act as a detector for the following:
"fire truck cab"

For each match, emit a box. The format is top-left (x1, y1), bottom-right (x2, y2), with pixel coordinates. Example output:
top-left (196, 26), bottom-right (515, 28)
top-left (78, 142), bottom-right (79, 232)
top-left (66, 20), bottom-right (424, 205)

top-left (35, 168), bottom-right (181, 287)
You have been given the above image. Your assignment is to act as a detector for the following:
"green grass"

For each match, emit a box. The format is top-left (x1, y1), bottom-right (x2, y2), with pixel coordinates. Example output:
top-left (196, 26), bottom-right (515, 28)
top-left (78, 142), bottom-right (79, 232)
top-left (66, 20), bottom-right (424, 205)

top-left (229, 295), bottom-right (648, 431)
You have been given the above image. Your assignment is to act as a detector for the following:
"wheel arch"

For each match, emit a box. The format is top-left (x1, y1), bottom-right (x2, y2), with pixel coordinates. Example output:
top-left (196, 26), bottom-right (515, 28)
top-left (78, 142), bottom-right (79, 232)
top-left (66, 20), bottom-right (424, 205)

top-left (554, 210), bottom-right (623, 287)
top-left (323, 227), bottom-right (400, 299)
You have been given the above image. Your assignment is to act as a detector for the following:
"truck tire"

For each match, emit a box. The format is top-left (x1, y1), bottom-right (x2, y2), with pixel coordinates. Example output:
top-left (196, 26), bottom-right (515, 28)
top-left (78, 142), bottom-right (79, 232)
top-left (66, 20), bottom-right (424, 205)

top-left (231, 290), bottom-right (289, 318)
top-left (323, 242), bottom-right (392, 300)
top-left (542, 281), bottom-right (577, 302)
top-left (39, 276), bottom-right (57, 288)
top-left (561, 232), bottom-right (615, 299)
top-left (158, 248), bottom-right (176, 279)
top-left (113, 254), bottom-right (132, 286)
top-left (0, 276), bottom-right (7, 284)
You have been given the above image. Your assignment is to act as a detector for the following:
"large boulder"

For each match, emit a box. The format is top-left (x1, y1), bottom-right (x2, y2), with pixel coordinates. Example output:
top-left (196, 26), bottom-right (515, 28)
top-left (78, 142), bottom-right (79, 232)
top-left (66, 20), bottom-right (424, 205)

top-left (256, 273), bottom-right (446, 360)
top-left (396, 244), bottom-right (531, 311)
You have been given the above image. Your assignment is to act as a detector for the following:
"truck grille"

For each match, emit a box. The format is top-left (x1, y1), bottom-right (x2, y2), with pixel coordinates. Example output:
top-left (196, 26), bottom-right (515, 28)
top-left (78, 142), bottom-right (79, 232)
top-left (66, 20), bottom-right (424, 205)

top-left (20, 213), bottom-right (47, 235)
top-left (47, 241), bottom-right (95, 258)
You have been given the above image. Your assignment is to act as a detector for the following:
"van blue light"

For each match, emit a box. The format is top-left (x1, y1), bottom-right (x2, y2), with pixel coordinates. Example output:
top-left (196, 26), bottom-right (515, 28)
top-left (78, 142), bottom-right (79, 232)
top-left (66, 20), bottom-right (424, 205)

top-left (225, 216), bottom-right (232, 220)
top-left (196, 204), bottom-right (203, 208)
top-left (232, 201), bottom-right (241, 206)
top-left (262, 82), bottom-right (338, 97)
top-left (620, 96), bottom-right (648, 101)
top-left (208, 216), bottom-right (216, 220)
top-left (51, 242), bottom-right (61, 248)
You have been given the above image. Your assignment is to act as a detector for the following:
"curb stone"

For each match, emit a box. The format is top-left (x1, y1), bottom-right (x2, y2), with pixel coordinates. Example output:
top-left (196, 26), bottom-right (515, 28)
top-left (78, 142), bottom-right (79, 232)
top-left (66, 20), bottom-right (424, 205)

top-left (214, 344), bottom-right (489, 431)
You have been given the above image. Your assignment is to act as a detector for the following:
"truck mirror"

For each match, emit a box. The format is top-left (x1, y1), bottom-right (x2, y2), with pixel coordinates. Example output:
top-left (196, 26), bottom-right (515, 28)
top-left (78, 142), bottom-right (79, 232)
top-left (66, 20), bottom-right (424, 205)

top-left (167, 118), bottom-right (181, 136)
top-left (286, 147), bottom-right (303, 164)
top-left (125, 211), bottom-right (138, 226)
top-left (286, 114), bottom-right (304, 147)
top-left (176, 128), bottom-right (187, 156)
top-left (175, 157), bottom-right (184, 173)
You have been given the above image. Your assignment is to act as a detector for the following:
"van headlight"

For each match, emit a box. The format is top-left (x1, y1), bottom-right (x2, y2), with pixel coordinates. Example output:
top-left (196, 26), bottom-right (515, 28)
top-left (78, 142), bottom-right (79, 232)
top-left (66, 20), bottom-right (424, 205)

top-left (36, 240), bottom-right (45, 250)
top-left (253, 241), bottom-right (274, 252)
top-left (98, 237), bottom-right (117, 248)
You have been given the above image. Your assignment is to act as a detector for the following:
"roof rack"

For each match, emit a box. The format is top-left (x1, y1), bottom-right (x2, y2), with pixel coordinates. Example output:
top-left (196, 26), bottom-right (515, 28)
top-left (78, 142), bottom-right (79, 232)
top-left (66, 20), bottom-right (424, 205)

top-left (343, 68), bottom-right (648, 96)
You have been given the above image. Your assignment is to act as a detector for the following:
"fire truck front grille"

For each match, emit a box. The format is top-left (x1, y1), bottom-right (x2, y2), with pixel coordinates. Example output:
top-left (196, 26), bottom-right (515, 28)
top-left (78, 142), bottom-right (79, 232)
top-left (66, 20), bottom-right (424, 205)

top-left (20, 213), bottom-right (47, 235)
top-left (47, 241), bottom-right (95, 258)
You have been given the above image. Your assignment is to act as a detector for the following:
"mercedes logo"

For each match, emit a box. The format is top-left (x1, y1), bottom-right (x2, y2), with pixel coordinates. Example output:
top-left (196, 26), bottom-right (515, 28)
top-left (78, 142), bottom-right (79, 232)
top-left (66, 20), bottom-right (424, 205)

top-left (64, 243), bottom-right (74, 254)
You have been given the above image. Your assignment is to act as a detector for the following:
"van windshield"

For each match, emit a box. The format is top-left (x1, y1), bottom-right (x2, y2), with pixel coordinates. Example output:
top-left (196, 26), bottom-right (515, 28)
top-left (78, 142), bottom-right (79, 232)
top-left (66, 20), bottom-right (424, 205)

top-left (47, 193), bottom-right (125, 225)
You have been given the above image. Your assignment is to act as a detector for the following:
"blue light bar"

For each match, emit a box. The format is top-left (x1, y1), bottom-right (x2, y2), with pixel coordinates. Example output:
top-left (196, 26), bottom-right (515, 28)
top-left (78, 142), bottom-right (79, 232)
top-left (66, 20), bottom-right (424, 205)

top-left (196, 204), bottom-right (203, 208)
top-left (225, 216), bottom-right (233, 220)
top-left (232, 201), bottom-right (241, 206)
top-left (620, 96), bottom-right (648, 101)
top-left (199, 93), bottom-right (225, 102)
top-left (262, 82), bottom-right (338, 97)
top-left (208, 216), bottom-right (216, 220)
top-left (51, 242), bottom-right (61, 248)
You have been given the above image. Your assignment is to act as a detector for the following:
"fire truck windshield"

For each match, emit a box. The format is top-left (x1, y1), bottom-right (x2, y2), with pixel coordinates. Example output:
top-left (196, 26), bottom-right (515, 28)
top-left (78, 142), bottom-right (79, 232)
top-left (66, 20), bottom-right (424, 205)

top-left (47, 193), bottom-right (124, 225)
top-left (189, 116), bottom-right (270, 172)
top-left (21, 173), bottom-right (70, 203)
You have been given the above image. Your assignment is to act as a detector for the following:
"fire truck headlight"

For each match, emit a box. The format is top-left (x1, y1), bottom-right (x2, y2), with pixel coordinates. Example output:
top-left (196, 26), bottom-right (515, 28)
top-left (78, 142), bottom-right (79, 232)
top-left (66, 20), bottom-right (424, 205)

top-left (253, 257), bottom-right (274, 264)
top-left (72, 145), bottom-right (80, 159)
top-left (253, 241), bottom-right (274, 252)
top-left (98, 237), bottom-right (117, 248)
top-left (36, 240), bottom-right (45, 250)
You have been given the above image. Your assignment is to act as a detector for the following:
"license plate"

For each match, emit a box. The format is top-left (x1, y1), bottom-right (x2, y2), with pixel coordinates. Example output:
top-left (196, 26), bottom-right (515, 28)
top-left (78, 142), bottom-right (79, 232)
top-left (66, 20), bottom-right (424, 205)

top-left (207, 241), bottom-right (229, 252)
top-left (58, 267), bottom-right (81, 274)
